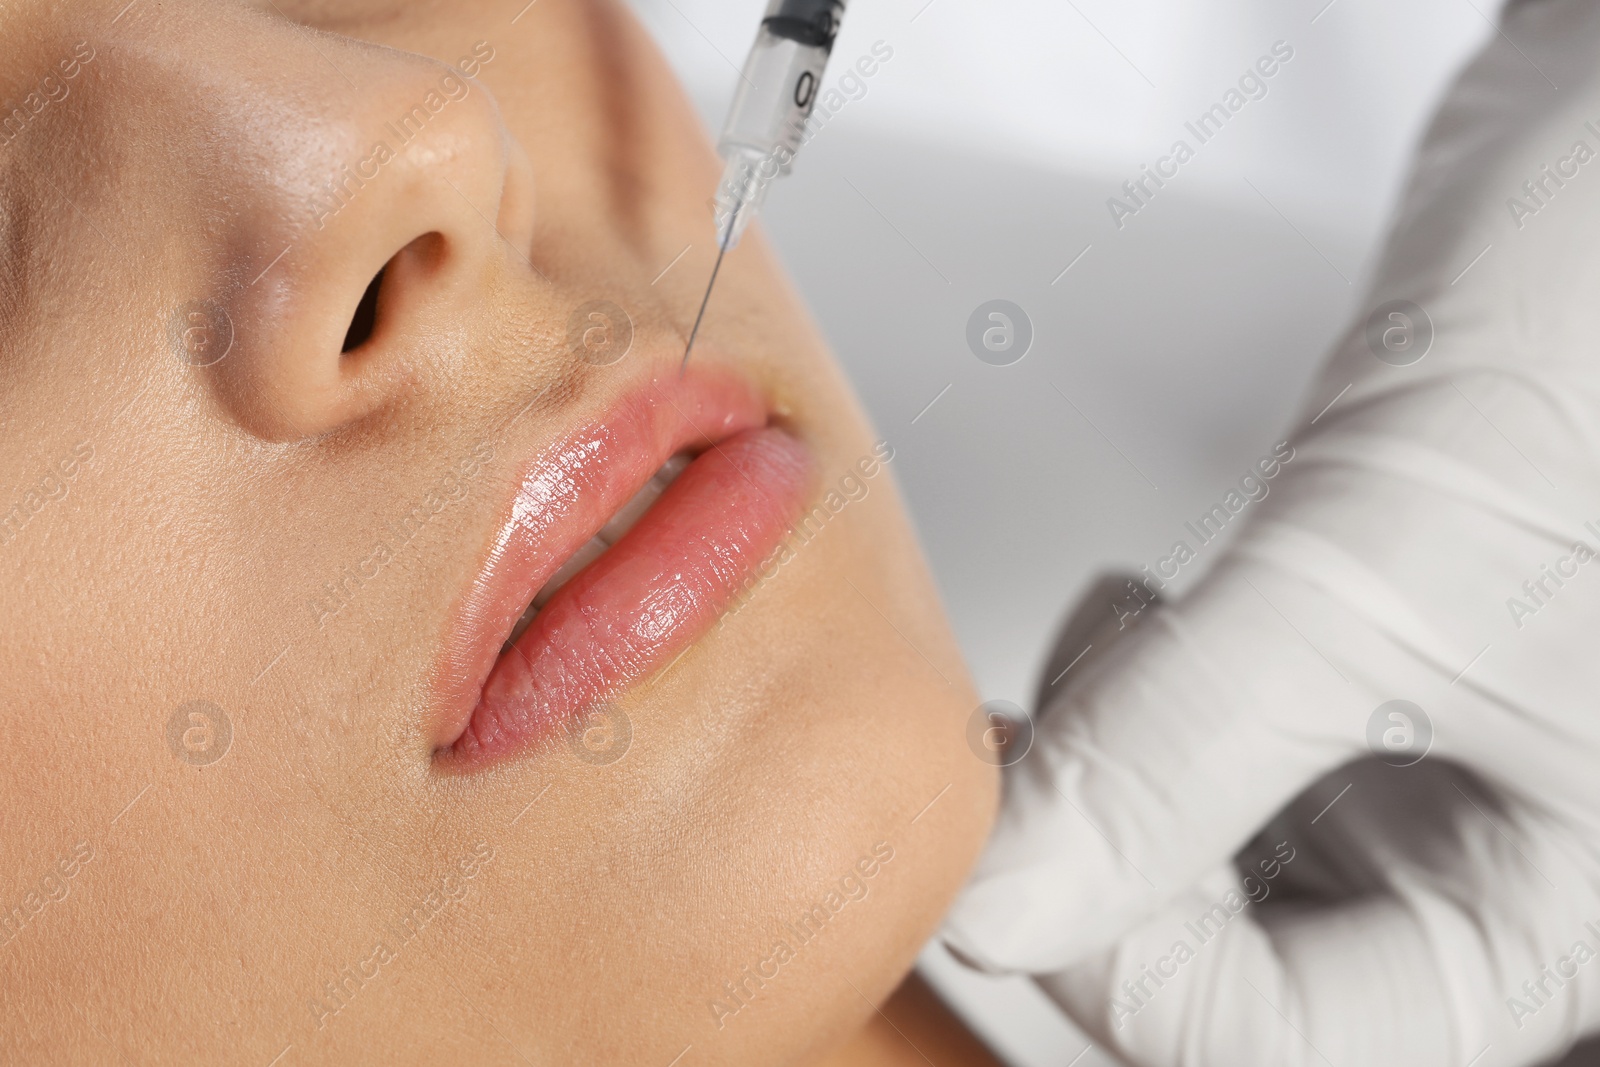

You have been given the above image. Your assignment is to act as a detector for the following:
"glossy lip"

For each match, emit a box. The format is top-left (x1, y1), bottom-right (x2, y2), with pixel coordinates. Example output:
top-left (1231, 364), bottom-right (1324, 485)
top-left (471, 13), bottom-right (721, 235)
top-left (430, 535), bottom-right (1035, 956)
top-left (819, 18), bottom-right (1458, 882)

top-left (433, 366), bottom-right (813, 769)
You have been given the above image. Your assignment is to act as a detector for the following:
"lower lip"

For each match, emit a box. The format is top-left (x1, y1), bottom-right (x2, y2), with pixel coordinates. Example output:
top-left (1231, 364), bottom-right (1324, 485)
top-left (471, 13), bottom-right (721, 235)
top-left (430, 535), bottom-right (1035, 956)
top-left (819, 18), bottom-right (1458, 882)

top-left (437, 377), bottom-right (813, 767)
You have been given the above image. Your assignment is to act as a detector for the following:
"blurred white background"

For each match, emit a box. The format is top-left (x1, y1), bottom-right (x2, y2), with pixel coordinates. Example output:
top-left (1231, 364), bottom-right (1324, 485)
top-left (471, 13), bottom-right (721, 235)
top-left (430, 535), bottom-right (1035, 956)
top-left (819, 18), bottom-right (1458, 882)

top-left (624, 0), bottom-right (1495, 1062)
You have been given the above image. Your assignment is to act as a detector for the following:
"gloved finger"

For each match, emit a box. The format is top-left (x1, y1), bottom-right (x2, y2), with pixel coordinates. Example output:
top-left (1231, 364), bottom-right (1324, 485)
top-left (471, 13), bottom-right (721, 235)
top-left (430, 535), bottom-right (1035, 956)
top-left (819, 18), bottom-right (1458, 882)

top-left (1041, 873), bottom-right (1464, 1067)
top-left (1034, 762), bottom-right (1600, 1067)
top-left (943, 546), bottom-right (1409, 974)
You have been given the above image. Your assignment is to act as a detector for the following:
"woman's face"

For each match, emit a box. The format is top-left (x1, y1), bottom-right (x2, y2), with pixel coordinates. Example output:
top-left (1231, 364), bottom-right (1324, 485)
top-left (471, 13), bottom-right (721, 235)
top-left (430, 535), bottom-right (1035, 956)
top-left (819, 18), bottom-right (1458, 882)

top-left (0, 0), bottom-right (994, 1063)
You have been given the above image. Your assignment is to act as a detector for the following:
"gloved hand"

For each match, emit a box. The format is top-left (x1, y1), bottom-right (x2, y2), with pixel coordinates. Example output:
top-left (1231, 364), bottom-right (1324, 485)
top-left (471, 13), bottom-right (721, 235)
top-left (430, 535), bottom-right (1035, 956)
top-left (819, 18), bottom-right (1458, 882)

top-left (942, 2), bottom-right (1600, 1064)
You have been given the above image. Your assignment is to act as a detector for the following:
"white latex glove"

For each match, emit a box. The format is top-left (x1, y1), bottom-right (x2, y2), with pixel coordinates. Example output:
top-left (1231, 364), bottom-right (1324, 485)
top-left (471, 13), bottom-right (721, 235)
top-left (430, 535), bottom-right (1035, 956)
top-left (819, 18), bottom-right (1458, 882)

top-left (943, 2), bottom-right (1600, 1064)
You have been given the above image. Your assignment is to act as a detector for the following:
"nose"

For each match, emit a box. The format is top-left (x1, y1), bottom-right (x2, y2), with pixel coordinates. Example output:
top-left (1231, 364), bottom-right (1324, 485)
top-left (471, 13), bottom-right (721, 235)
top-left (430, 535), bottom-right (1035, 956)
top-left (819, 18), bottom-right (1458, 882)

top-left (205, 42), bottom-right (536, 441)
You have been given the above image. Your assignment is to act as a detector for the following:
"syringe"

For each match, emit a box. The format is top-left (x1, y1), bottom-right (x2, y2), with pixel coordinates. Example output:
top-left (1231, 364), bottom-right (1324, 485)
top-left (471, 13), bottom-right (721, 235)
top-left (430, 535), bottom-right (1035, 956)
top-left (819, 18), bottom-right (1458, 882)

top-left (681, 0), bottom-right (847, 371)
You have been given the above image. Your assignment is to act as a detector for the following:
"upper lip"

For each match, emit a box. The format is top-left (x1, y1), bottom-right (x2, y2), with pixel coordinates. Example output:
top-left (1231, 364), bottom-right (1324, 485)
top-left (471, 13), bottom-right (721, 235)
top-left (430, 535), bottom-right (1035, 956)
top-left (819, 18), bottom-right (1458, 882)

top-left (427, 362), bottom-right (791, 766)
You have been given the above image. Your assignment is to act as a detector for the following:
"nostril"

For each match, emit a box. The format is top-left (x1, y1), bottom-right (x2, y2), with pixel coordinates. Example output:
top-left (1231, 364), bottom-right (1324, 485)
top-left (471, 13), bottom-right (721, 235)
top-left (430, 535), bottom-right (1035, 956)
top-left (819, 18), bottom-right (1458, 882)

top-left (340, 234), bottom-right (446, 356)
top-left (343, 266), bottom-right (387, 353)
top-left (220, 217), bottom-right (454, 438)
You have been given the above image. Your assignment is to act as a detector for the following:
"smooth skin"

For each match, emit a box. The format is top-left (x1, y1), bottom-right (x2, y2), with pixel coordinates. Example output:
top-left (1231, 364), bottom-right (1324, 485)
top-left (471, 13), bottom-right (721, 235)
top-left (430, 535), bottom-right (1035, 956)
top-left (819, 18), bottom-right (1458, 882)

top-left (0, 1), bottom-right (997, 1064)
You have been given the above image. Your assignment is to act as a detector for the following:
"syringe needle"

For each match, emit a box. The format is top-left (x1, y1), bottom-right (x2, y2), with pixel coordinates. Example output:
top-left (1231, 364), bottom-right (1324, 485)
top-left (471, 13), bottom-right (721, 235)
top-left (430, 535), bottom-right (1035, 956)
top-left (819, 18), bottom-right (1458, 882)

top-left (680, 197), bottom-right (743, 375)
top-left (679, 242), bottom-right (728, 375)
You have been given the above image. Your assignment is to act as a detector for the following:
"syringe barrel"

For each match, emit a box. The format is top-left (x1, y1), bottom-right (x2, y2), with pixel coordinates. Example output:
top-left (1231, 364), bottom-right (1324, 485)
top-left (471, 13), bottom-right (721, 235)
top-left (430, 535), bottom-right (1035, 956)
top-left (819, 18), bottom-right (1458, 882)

top-left (712, 1), bottom-right (845, 250)
top-left (717, 0), bottom-right (845, 172)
